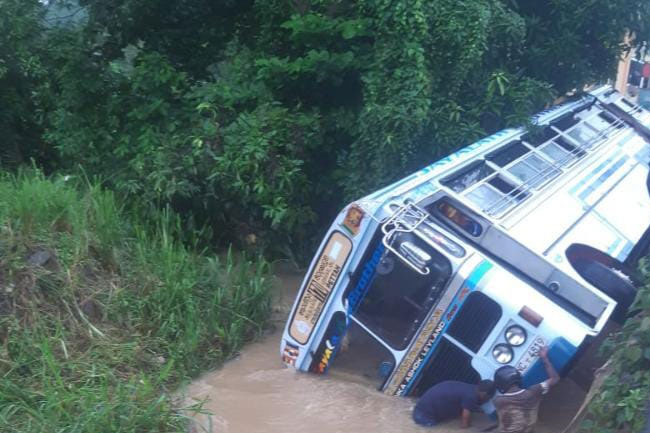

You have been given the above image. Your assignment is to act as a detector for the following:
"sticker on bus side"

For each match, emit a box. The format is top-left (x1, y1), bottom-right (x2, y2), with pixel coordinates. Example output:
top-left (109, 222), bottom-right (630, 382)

top-left (309, 312), bottom-right (347, 374)
top-left (341, 204), bottom-right (364, 236)
top-left (289, 232), bottom-right (353, 345)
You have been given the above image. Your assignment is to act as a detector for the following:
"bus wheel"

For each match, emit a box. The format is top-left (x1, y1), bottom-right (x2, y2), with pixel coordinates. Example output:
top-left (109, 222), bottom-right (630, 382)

top-left (582, 261), bottom-right (637, 323)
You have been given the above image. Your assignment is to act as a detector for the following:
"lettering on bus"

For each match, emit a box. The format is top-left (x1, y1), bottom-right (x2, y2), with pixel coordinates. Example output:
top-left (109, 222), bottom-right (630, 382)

top-left (417, 130), bottom-right (512, 176)
top-left (446, 304), bottom-right (458, 321)
top-left (346, 244), bottom-right (385, 313)
top-left (396, 320), bottom-right (445, 395)
top-left (289, 232), bottom-right (352, 345)
top-left (309, 312), bottom-right (346, 374)
top-left (386, 307), bottom-right (444, 395)
top-left (314, 335), bottom-right (340, 373)
top-left (457, 287), bottom-right (470, 302)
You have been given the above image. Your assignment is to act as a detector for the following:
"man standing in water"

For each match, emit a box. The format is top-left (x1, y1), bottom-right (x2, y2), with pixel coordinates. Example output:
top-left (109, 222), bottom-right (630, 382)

top-left (412, 379), bottom-right (496, 428)
top-left (493, 347), bottom-right (560, 433)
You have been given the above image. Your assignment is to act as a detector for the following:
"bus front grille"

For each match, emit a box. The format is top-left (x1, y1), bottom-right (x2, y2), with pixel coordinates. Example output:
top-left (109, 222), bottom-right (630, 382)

top-left (412, 338), bottom-right (480, 396)
top-left (447, 292), bottom-right (502, 352)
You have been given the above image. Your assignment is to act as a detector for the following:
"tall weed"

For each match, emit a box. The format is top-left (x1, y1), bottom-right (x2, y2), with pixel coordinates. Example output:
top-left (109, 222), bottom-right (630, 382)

top-left (0, 171), bottom-right (271, 433)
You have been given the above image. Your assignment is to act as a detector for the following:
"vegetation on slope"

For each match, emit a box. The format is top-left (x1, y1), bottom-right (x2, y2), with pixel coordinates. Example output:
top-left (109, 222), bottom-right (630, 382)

top-left (0, 171), bottom-right (271, 433)
top-left (579, 262), bottom-right (650, 433)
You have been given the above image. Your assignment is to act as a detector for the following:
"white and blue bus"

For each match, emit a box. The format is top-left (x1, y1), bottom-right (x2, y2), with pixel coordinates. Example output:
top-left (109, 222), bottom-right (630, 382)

top-left (280, 86), bottom-right (650, 399)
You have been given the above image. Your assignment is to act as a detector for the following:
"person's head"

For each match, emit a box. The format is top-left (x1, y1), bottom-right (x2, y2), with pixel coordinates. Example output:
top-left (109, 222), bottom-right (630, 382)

top-left (494, 366), bottom-right (522, 393)
top-left (476, 379), bottom-right (496, 403)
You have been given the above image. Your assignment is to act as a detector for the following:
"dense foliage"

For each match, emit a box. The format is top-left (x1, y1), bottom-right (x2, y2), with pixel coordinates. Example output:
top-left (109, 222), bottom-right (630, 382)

top-left (579, 261), bottom-right (650, 432)
top-left (0, 171), bottom-right (271, 432)
top-left (3, 0), bottom-right (650, 253)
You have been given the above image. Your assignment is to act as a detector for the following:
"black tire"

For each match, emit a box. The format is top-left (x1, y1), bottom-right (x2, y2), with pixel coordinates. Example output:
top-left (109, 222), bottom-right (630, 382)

top-left (582, 261), bottom-right (637, 323)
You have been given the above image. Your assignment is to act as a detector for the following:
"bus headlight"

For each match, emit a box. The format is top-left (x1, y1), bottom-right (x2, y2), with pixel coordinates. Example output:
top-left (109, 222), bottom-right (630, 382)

top-left (492, 344), bottom-right (514, 364)
top-left (505, 325), bottom-right (527, 347)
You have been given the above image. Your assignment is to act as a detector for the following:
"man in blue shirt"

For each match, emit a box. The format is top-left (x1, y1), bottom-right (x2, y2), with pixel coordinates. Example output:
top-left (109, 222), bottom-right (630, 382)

top-left (413, 380), bottom-right (496, 428)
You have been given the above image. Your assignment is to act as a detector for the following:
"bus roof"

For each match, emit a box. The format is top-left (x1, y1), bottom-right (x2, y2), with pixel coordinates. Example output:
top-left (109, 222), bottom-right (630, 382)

top-left (357, 85), bottom-right (641, 219)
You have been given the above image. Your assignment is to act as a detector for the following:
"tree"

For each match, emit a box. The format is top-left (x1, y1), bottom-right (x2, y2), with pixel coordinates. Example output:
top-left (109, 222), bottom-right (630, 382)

top-left (4, 0), bottom-right (650, 252)
top-left (0, 0), bottom-right (49, 167)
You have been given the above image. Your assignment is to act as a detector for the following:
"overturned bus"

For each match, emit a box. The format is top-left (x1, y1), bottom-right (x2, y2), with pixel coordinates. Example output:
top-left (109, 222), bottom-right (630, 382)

top-left (280, 85), bottom-right (650, 398)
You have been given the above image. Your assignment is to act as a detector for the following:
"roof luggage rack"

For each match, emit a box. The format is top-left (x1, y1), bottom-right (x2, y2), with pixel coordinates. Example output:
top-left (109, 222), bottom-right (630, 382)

top-left (442, 98), bottom-right (631, 219)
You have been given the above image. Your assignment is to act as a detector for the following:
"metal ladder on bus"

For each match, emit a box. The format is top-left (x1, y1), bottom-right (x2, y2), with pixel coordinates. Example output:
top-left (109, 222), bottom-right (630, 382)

top-left (476, 100), bottom-right (633, 218)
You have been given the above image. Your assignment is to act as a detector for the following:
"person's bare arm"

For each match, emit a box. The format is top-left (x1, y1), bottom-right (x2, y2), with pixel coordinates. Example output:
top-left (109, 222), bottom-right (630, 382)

top-left (539, 346), bottom-right (559, 388)
top-left (461, 409), bottom-right (472, 428)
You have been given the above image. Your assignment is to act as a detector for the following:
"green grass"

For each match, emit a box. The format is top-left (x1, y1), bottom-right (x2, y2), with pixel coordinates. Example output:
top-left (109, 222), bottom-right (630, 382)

top-left (0, 171), bottom-right (272, 433)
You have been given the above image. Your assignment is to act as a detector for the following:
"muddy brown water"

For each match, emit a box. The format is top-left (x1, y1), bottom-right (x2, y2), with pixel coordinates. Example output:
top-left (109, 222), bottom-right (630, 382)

top-left (181, 271), bottom-right (586, 433)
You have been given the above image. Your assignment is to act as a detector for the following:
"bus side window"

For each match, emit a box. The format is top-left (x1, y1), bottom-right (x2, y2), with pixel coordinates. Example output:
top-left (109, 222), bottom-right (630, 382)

top-left (522, 127), bottom-right (557, 147)
top-left (551, 113), bottom-right (580, 131)
top-left (442, 161), bottom-right (494, 193)
top-left (486, 141), bottom-right (529, 167)
top-left (566, 123), bottom-right (600, 148)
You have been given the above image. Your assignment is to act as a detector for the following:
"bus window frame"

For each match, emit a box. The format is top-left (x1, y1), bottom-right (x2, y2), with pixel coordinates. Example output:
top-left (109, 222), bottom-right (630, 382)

top-left (349, 234), bottom-right (453, 351)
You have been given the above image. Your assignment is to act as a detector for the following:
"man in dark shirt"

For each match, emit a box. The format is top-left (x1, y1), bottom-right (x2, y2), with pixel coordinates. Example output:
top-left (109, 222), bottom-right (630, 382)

top-left (413, 380), bottom-right (496, 428)
top-left (493, 346), bottom-right (559, 433)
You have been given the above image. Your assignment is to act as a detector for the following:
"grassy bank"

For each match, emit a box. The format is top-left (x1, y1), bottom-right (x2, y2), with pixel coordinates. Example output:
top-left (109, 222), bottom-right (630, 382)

top-left (578, 261), bottom-right (650, 432)
top-left (0, 171), bottom-right (271, 432)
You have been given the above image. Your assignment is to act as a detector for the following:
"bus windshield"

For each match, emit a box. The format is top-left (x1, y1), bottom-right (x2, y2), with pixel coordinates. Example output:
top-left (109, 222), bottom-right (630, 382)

top-left (353, 233), bottom-right (452, 350)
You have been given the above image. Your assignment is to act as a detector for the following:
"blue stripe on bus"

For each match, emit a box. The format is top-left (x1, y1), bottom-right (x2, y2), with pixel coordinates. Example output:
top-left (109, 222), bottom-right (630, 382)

top-left (606, 237), bottom-right (622, 256)
top-left (568, 150), bottom-right (621, 197)
top-left (401, 260), bottom-right (493, 395)
top-left (617, 241), bottom-right (635, 261)
top-left (617, 130), bottom-right (637, 148)
top-left (467, 260), bottom-right (493, 288)
top-left (578, 155), bottom-right (629, 201)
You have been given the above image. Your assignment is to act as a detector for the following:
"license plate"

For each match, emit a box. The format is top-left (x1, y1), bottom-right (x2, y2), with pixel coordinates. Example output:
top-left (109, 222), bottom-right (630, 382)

top-left (516, 336), bottom-right (545, 372)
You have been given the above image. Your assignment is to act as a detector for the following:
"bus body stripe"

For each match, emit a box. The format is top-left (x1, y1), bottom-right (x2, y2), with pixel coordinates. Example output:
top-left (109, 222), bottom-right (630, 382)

top-left (569, 149), bottom-right (621, 196)
top-left (578, 155), bottom-right (629, 201)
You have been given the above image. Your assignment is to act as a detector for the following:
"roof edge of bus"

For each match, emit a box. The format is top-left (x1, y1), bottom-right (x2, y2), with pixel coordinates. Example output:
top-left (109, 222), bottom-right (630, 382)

top-left (358, 86), bottom-right (610, 207)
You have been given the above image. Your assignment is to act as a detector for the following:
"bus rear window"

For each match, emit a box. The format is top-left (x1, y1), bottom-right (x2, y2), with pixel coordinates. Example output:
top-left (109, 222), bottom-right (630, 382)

top-left (552, 114), bottom-right (580, 131)
top-left (586, 112), bottom-right (615, 132)
top-left (522, 127), bottom-right (557, 147)
top-left (621, 98), bottom-right (635, 108)
top-left (486, 141), bottom-right (530, 167)
top-left (539, 136), bottom-right (584, 162)
top-left (442, 162), bottom-right (494, 193)
top-left (507, 154), bottom-right (560, 188)
top-left (566, 123), bottom-right (599, 148)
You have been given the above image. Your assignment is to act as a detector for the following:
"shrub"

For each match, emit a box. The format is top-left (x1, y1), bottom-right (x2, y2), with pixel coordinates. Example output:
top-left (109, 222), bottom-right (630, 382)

top-left (579, 260), bottom-right (650, 433)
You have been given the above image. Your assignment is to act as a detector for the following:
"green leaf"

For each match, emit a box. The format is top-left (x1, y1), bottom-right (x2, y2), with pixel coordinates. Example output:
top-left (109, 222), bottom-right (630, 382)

top-left (640, 316), bottom-right (650, 332)
top-left (625, 346), bottom-right (642, 363)
top-left (644, 347), bottom-right (650, 360)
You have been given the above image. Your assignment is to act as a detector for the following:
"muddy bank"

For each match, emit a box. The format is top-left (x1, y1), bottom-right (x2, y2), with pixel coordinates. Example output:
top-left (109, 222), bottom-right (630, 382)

top-left (180, 270), bottom-right (586, 433)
